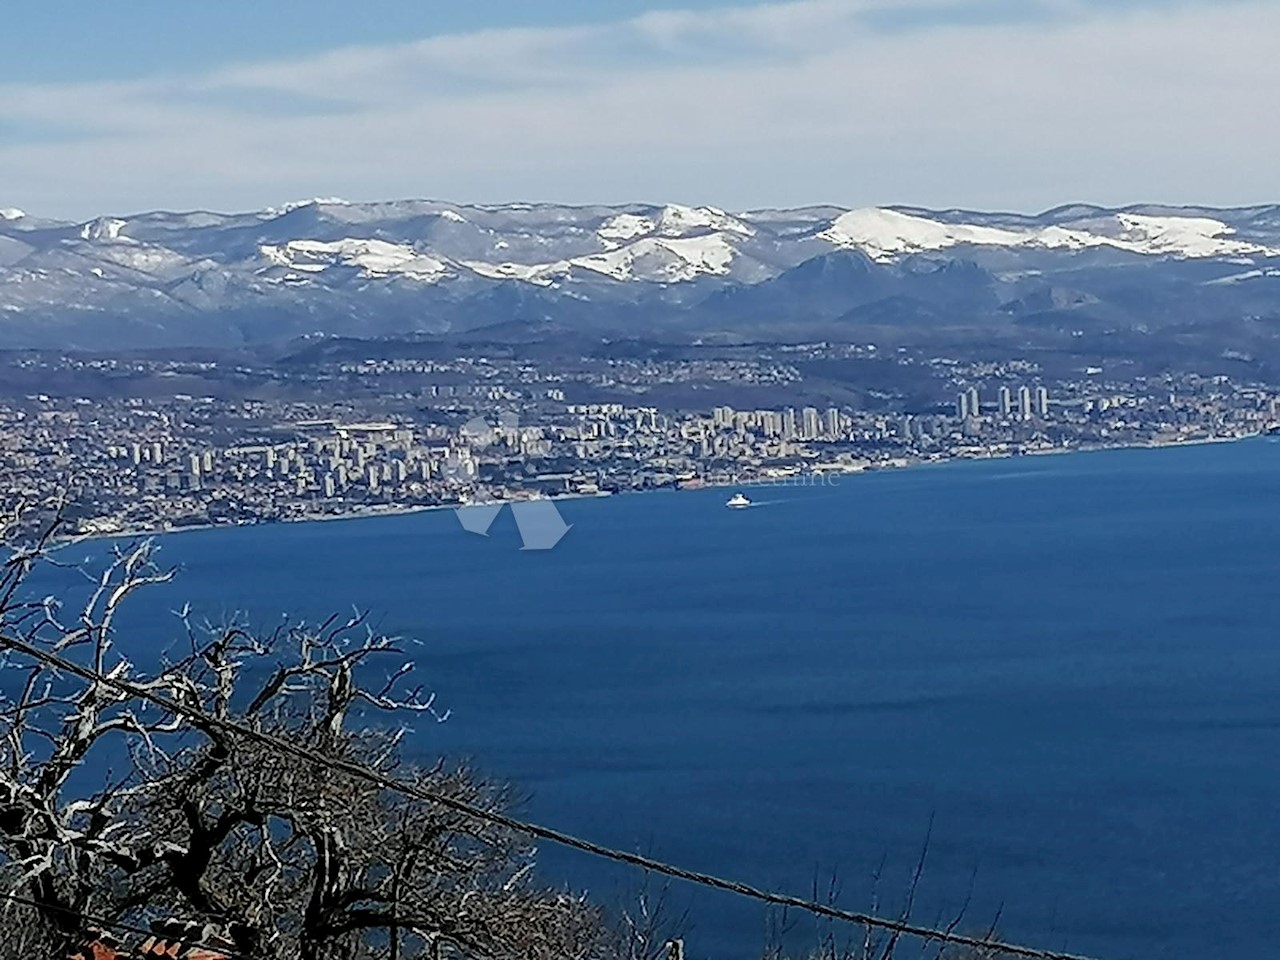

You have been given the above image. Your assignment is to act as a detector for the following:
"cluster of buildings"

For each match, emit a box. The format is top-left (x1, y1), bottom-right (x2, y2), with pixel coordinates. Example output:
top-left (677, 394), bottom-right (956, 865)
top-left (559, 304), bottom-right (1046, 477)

top-left (107, 420), bottom-right (470, 501)
top-left (956, 385), bottom-right (1050, 421)
top-left (2, 350), bottom-right (1279, 538)
top-left (712, 405), bottom-right (847, 441)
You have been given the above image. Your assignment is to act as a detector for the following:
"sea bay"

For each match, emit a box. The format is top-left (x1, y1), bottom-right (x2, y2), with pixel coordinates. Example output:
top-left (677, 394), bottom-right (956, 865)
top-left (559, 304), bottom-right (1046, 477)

top-left (60, 439), bottom-right (1280, 959)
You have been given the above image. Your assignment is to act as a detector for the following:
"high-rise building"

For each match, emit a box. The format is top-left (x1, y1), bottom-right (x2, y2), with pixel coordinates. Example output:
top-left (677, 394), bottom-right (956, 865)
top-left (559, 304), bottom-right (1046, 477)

top-left (956, 392), bottom-right (970, 420)
top-left (802, 406), bottom-right (821, 439)
top-left (967, 387), bottom-right (981, 419)
top-left (782, 407), bottom-right (798, 440)
top-left (824, 407), bottom-right (842, 439)
top-left (1036, 386), bottom-right (1050, 417)
top-left (1018, 386), bottom-right (1034, 420)
top-left (998, 386), bottom-right (1013, 417)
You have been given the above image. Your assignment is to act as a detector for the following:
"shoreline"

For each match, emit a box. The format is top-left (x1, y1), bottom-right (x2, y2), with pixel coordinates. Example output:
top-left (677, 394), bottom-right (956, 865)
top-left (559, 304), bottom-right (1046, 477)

top-left (67, 431), bottom-right (1268, 546)
top-left (61, 490), bottom-right (618, 546)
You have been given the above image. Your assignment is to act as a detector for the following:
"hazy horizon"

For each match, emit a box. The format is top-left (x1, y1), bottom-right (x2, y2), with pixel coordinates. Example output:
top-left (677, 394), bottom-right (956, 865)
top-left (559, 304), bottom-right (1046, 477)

top-left (5, 0), bottom-right (1278, 220)
top-left (10, 194), bottom-right (1280, 224)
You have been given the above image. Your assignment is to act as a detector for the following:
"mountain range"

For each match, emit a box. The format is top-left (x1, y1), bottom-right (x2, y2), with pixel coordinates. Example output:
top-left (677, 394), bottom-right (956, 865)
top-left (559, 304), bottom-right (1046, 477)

top-left (2, 199), bottom-right (1279, 350)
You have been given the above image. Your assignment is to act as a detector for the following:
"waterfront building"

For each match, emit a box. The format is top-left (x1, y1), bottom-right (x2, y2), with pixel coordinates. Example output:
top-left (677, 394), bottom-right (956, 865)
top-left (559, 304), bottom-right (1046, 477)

top-left (825, 407), bottom-right (842, 439)
top-left (998, 386), bottom-right (1013, 417)
top-left (782, 407), bottom-right (798, 440)
top-left (802, 407), bottom-right (821, 440)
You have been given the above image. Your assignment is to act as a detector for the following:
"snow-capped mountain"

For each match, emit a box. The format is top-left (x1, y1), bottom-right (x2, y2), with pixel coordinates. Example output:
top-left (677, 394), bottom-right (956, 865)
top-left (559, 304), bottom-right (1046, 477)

top-left (260, 238), bottom-right (456, 283)
top-left (820, 207), bottom-right (1280, 261)
top-left (2, 198), bottom-right (1279, 348)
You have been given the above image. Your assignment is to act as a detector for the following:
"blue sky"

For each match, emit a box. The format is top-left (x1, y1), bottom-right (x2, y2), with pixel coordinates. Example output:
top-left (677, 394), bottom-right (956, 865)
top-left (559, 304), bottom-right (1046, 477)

top-left (3, 0), bottom-right (770, 82)
top-left (2, 0), bottom-right (1274, 218)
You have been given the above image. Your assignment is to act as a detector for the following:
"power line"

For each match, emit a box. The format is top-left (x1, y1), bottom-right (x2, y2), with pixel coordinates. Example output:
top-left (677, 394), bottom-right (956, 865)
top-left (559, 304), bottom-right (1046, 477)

top-left (0, 631), bottom-right (1100, 960)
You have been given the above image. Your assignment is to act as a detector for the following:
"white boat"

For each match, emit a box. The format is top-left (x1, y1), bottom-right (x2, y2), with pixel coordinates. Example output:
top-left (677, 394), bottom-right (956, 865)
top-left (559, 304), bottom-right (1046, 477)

top-left (726, 492), bottom-right (751, 509)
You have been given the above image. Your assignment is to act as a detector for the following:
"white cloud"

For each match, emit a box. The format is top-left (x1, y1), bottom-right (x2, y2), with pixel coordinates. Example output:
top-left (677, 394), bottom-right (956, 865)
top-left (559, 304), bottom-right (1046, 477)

top-left (1, 0), bottom-right (1276, 219)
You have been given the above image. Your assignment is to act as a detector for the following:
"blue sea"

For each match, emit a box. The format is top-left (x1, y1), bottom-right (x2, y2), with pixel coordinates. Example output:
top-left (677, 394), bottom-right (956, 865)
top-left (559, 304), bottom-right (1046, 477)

top-left (51, 440), bottom-right (1280, 958)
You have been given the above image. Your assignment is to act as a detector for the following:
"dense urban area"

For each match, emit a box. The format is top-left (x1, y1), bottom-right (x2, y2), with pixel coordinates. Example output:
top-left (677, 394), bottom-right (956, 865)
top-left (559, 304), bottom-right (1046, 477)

top-left (2, 337), bottom-right (1278, 538)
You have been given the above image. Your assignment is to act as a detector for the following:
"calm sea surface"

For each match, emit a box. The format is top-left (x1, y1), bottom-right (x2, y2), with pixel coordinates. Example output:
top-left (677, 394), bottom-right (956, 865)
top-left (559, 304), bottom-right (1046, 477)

top-left (58, 440), bottom-right (1280, 959)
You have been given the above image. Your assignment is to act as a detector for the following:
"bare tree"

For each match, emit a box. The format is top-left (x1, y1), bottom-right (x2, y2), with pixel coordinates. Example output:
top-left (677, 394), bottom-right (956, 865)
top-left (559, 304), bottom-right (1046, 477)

top-left (0, 509), bottom-right (615, 960)
top-left (615, 872), bottom-right (689, 960)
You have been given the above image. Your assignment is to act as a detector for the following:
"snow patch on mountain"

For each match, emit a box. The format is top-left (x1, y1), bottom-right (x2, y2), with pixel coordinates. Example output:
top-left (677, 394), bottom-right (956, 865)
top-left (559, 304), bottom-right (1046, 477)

top-left (821, 209), bottom-right (1031, 260)
top-left (265, 198), bottom-right (350, 216)
top-left (657, 205), bottom-right (754, 238)
top-left (463, 231), bottom-right (740, 285)
top-left (79, 218), bottom-right (131, 242)
top-left (572, 234), bottom-right (737, 282)
top-left (598, 214), bottom-right (655, 246)
top-left (821, 208), bottom-right (1280, 261)
top-left (461, 260), bottom-right (568, 286)
top-left (1108, 214), bottom-right (1272, 258)
top-left (260, 239), bottom-right (451, 282)
top-left (598, 205), bottom-right (754, 249)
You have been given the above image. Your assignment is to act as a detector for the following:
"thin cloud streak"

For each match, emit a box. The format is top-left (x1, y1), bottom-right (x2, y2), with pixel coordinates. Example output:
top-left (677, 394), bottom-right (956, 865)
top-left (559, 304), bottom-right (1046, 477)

top-left (0, 0), bottom-right (1274, 219)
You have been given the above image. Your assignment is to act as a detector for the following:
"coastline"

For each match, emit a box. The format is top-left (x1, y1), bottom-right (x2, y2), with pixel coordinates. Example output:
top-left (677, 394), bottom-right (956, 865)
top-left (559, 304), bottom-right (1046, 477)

top-left (67, 431), bottom-right (1266, 546)
top-left (61, 490), bottom-right (618, 546)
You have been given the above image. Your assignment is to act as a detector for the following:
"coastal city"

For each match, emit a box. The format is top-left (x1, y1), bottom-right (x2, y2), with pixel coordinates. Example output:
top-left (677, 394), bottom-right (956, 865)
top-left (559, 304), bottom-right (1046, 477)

top-left (2, 344), bottom-right (1277, 538)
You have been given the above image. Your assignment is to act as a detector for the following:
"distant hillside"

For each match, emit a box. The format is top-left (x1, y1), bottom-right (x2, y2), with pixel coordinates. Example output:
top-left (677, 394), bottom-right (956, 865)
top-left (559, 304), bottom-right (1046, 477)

top-left (2, 198), bottom-right (1279, 351)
